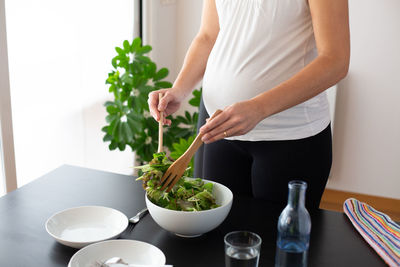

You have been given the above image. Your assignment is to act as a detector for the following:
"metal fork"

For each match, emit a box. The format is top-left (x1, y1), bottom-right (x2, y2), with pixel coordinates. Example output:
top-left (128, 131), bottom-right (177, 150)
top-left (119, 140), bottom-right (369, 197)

top-left (123, 208), bottom-right (148, 234)
top-left (160, 109), bottom-right (222, 192)
top-left (129, 207), bottom-right (148, 223)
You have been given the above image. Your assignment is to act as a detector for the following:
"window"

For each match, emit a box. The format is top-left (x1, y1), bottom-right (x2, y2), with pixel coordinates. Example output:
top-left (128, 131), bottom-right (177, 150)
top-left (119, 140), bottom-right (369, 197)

top-left (4, 0), bottom-right (139, 187)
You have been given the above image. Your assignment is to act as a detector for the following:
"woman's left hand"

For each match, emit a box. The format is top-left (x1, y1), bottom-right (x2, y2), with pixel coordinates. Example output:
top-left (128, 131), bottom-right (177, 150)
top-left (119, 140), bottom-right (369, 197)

top-left (199, 100), bottom-right (264, 144)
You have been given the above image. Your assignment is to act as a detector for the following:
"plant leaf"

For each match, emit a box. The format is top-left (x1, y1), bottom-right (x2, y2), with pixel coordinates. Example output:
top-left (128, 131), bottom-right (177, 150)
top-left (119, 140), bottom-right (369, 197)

top-left (109, 141), bottom-right (118, 150)
top-left (115, 47), bottom-right (125, 55)
top-left (153, 68), bottom-right (169, 81)
top-left (144, 62), bottom-right (157, 77)
top-left (106, 105), bottom-right (119, 114)
top-left (131, 37), bottom-right (141, 52)
top-left (104, 101), bottom-right (115, 107)
top-left (106, 114), bottom-right (118, 123)
top-left (103, 133), bottom-right (113, 142)
top-left (130, 61), bottom-right (141, 73)
top-left (121, 122), bottom-right (133, 142)
top-left (132, 76), bottom-right (141, 89)
top-left (185, 111), bottom-right (192, 123)
top-left (135, 55), bottom-right (151, 63)
top-left (136, 45), bottom-right (152, 55)
top-left (101, 126), bottom-right (108, 133)
top-left (127, 117), bottom-right (142, 134)
top-left (154, 81), bottom-right (172, 88)
top-left (189, 89), bottom-right (202, 107)
top-left (118, 141), bottom-right (126, 151)
top-left (123, 40), bottom-right (130, 52)
top-left (108, 84), bottom-right (116, 93)
top-left (111, 57), bottom-right (118, 69)
top-left (111, 120), bottom-right (120, 138)
top-left (121, 73), bottom-right (133, 85)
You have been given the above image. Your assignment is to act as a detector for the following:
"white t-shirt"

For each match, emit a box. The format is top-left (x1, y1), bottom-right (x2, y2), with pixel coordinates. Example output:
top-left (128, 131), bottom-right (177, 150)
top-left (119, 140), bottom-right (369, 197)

top-left (202, 0), bottom-right (331, 141)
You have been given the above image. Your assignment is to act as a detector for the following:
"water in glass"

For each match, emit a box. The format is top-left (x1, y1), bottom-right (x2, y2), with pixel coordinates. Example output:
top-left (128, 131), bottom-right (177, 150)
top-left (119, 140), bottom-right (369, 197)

top-left (225, 246), bottom-right (259, 267)
top-left (224, 231), bottom-right (261, 267)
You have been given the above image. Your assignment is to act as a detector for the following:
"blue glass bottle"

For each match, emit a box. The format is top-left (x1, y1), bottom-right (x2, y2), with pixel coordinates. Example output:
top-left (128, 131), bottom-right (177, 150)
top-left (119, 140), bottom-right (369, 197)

top-left (275, 180), bottom-right (311, 267)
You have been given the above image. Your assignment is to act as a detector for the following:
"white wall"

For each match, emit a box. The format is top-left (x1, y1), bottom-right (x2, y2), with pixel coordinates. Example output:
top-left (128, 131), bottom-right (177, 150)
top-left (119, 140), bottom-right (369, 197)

top-left (326, 0), bottom-right (400, 199)
top-left (175, 0), bottom-right (203, 113)
top-left (143, 0), bottom-right (203, 115)
top-left (143, 0), bottom-right (178, 80)
top-left (6, 0), bottom-right (136, 187)
top-left (175, 0), bottom-right (203, 78)
top-left (153, 0), bottom-right (400, 200)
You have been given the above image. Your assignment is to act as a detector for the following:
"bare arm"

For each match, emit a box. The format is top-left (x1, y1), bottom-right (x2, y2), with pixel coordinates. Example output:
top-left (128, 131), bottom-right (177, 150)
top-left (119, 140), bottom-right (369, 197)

top-left (148, 0), bottom-right (219, 124)
top-left (201, 0), bottom-right (350, 143)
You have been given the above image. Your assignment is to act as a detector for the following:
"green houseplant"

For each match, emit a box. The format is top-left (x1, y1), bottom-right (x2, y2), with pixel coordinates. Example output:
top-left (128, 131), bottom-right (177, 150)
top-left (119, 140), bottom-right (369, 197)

top-left (102, 37), bottom-right (201, 175)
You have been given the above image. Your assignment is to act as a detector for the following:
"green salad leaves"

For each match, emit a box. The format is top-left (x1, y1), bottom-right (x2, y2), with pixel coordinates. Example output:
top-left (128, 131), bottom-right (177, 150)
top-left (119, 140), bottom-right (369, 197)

top-left (136, 152), bottom-right (219, 211)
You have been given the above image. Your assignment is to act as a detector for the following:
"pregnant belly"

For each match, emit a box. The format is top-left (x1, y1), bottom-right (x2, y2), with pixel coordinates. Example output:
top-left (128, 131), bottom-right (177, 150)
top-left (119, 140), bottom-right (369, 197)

top-left (202, 68), bottom-right (279, 113)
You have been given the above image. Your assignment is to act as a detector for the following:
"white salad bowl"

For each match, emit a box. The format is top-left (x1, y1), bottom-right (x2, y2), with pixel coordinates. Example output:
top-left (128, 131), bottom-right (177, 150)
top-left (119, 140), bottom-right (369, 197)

top-left (145, 179), bottom-right (233, 237)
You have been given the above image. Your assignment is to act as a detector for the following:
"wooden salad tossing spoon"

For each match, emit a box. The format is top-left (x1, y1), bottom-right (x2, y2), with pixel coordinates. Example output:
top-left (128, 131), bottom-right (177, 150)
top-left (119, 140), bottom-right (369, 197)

top-left (157, 93), bottom-right (163, 153)
top-left (160, 109), bottom-right (223, 192)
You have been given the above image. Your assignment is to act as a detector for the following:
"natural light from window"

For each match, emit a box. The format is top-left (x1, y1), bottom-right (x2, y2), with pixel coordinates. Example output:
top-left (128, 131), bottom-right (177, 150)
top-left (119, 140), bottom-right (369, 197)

top-left (5, 0), bottom-right (136, 187)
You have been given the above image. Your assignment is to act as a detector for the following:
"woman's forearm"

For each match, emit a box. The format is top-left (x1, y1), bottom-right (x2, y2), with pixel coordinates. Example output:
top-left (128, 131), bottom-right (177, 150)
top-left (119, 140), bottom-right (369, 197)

top-left (253, 54), bottom-right (349, 119)
top-left (172, 33), bottom-right (216, 100)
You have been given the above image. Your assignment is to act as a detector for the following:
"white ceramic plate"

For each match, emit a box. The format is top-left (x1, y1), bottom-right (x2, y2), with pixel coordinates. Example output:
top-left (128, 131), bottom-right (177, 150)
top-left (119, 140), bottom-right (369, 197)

top-left (68, 239), bottom-right (166, 267)
top-left (46, 206), bottom-right (128, 248)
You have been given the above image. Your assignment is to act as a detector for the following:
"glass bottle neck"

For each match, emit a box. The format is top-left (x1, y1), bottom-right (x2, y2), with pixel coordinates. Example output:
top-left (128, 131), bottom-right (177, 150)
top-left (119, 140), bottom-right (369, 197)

top-left (287, 181), bottom-right (307, 209)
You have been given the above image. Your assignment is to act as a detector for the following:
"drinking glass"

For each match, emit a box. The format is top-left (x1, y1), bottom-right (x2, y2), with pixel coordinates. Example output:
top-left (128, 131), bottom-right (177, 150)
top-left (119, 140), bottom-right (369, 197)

top-left (224, 231), bottom-right (262, 267)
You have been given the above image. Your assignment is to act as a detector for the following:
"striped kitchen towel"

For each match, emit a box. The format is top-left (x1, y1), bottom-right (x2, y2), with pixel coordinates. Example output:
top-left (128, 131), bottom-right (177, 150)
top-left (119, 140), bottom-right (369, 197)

top-left (344, 198), bottom-right (400, 267)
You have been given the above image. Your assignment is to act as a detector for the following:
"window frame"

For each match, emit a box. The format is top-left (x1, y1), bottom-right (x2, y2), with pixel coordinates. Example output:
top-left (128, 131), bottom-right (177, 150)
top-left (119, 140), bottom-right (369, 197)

top-left (1, 0), bottom-right (18, 194)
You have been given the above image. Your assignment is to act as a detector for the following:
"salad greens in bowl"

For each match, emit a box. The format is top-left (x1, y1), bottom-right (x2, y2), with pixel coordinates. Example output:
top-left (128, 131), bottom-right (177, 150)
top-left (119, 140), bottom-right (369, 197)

top-left (136, 152), bottom-right (220, 211)
top-left (136, 152), bottom-right (233, 237)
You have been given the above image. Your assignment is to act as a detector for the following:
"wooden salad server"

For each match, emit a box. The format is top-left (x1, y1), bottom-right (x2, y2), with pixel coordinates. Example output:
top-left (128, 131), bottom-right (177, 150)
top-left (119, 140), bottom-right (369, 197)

top-left (160, 109), bottom-right (223, 192)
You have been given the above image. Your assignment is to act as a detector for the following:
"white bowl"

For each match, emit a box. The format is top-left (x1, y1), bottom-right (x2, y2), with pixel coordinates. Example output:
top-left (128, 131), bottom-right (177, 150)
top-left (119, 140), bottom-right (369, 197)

top-left (68, 239), bottom-right (166, 267)
top-left (145, 179), bottom-right (233, 237)
top-left (46, 206), bottom-right (128, 248)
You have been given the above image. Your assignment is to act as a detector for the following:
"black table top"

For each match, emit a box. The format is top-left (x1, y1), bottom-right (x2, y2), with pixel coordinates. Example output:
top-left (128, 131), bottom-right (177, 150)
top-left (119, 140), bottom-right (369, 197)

top-left (0, 165), bottom-right (387, 267)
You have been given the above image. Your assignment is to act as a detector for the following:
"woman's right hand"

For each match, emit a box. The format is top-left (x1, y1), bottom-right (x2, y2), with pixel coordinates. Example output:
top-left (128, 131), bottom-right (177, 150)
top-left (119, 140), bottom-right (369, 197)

top-left (148, 88), bottom-right (183, 126)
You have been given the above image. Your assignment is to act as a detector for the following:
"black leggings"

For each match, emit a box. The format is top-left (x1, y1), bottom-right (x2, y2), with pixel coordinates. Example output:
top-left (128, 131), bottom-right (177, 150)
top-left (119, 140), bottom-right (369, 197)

top-left (201, 124), bottom-right (332, 210)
